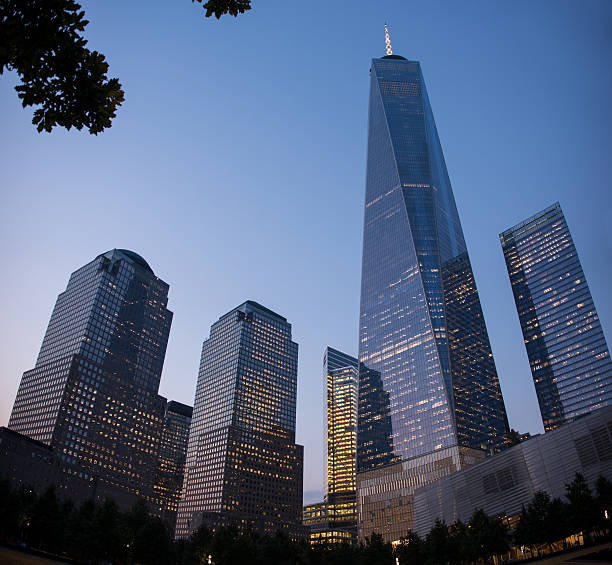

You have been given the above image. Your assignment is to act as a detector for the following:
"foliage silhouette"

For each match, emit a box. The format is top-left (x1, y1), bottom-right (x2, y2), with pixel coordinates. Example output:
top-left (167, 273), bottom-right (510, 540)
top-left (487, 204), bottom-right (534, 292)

top-left (395, 531), bottom-right (424, 565)
top-left (1, 0), bottom-right (250, 135)
top-left (467, 509), bottom-right (509, 563)
top-left (0, 0), bottom-right (124, 134)
top-left (193, 0), bottom-right (252, 19)
top-left (0, 476), bottom-right (610, 565)
top-left (566, 472), bottom-right (599, 542)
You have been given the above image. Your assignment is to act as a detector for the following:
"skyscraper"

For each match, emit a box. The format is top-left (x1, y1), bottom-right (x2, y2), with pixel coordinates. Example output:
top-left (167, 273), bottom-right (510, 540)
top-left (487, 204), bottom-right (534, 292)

top-left (324, 347), bottom-right (358, 505)
top-left (311, 347), bottom-right (359, 544)
top-left (500, 202), bottom-right (612, 431)
top-left (303, 347), bottom-right (359, 546)
top-left (358, 38), bottom-right (508, 472)
top-left (154, 400), bottom-right (193, 533)
top-left (175, 301), bottom-right (303, 539)
top-left (8, 249), bottom-right (173, 505)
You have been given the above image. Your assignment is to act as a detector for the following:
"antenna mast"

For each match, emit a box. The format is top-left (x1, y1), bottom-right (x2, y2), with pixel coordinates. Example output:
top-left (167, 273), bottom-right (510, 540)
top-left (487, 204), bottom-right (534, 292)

top-left (385, 24), bottom-right (393, 55)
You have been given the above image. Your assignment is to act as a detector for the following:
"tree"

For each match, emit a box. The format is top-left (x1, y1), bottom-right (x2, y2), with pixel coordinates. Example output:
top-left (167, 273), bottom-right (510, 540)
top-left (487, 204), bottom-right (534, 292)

top-left (506, 429), bottom-right (521, 447)
top-left (321, 540), bottom-right (358, 565)
top-left (1, 0), bottom-right (254, 135)
top-left (514, 492), bottom-right (552, 555)
top-left (515, 491), bottom-right (571, 556)
top-left (359, 532), bottom-right (394, 565)
top-left (189, 524), bottom-right (213, 565)
top-left (0, 480), bottom-right (21, 542)
top-left (595, 475), bottom-right (612, 534)
top-left (95, 498), bottom-right (127, 564)
top-left (424, 519), bottom-right (452, 565)
top-left (258, 530), bottom-right (297, 565)
top-left (565, 473), bottom-right (599, 541)
top-left (67, 498), bottom-right (99, 562)
top-left (394, 531), bottom-right (424, 565)
top-left (193, 0), bottom-right (252, 19)
top-left (133, 516), bottom-right (174, 565)
top-left (467, 509), bottom-right (509, 563)
top-left (28, 486), bottom-right (66, 553)
top-left (210, 525), bottom-right (259, 565)
top-left (448, 520), bottom-right (470, 564)
top-left (1, 0), bottom-right (124, 134)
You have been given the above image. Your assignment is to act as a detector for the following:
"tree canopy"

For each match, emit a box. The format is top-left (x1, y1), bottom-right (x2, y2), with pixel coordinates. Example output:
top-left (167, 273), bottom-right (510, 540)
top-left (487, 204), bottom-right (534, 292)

top-left (0, 0), bottom-right (124, 134)
top-left (1, 0), bottom-right (252, 134)
top-left (1, 475), bottom-right (611, 565)
top-left (194, 0), bottom-right (252, 19)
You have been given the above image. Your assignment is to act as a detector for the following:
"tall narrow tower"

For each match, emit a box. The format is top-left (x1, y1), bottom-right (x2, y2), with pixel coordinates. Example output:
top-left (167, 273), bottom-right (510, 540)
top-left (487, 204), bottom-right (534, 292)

top-left (500, 202), bottom-right (612, 431)
top-left (302, 347), bottom-right (359, 546)
top-left (154, 400), bottom-right (193, 533)
top-left (176, 301), bottom-right (303, 539)
top-left (324, 347), bottom-right (358, 504)
top-left (358, 40), bottom-right (509, 473)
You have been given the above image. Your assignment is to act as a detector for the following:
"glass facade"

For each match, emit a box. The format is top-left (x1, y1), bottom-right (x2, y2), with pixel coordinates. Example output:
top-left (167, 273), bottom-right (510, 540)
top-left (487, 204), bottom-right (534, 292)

top-left (358, 54), bottom-right (508, 473)
top-left (358, 445), bottom-right (485, 543)
top-left (175, 301), bottom-right (303, 540)
top-left (500, 203), bottom-right (612, 431)
top-left (303, 501), bottom-right (355, 546)
top-left (153, 400), bottom-right (193, 533)
top-left (324, 347), bottom-right (358, 502)
top-left (300, 346), bottom-right (360, 545)
top-left (8, 249), bottom-right (173, 504)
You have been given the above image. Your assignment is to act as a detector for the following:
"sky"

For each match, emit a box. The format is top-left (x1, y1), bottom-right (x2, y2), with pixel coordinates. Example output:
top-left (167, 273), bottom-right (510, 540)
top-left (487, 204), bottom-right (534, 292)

top-left (1, 1), bottom-right (611, 504)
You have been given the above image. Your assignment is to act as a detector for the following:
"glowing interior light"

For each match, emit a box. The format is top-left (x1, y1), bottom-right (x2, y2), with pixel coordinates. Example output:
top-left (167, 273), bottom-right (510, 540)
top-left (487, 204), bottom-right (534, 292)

top-left (385, 24), bottom-right (393, 55)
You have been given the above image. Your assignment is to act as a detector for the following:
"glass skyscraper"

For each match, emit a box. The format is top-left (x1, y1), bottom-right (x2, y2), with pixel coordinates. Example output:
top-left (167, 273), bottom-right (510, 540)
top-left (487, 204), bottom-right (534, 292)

top-left (500, 202), bottom-right (612, 431)
top-left (358, 51), bottom-right (509, 473)
top-left (303, 347), bottom-right (359, 546)
top-left (175, 301), bottom-right (303, 539)
top-left (154, 400), bottom-right (193, 533)
top-left (8, 249), bottom-right (173, 505)
top-left (324, 346), bottom-right (358, 504)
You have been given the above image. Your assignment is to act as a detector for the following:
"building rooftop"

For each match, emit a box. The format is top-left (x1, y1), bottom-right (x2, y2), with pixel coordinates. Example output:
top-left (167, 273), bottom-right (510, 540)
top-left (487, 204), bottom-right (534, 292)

top-left (102, 249), bottom-right (155, 275)
top-left (167, 400), bottom-right (193, 418)
top-left (499, 202), bottom-right (562, 245)
top-left (219, 300), bottom-right (288, 323)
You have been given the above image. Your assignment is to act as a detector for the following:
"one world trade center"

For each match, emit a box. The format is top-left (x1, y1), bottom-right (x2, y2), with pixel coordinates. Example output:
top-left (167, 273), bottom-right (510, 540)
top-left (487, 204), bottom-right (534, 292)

top-left (357, 30), bottom-right (509, 478)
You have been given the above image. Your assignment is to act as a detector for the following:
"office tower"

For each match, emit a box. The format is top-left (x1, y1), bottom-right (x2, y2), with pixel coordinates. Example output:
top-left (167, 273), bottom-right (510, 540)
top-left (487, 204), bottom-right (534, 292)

top-left (8, 249), bottom-right (172, 505)
top-left (175, 301), bottom-right (303, 539)
top-left (500, 202), bottom-right (612, 431)
top-left (358, 38), bottom-right (509, 472)
top-left (154, 400), bottom-right (193, 532)
top-left (303, 347), bottom-right (359, 545)
top-left (324, 347), bottom-right (358, 504)
top-left (355, 33), bottom-right (508, 542)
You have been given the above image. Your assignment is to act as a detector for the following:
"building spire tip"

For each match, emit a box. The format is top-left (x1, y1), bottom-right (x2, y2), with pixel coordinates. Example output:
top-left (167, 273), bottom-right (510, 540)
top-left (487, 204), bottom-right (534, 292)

top-left (384, 24), bottom-right (393, 55)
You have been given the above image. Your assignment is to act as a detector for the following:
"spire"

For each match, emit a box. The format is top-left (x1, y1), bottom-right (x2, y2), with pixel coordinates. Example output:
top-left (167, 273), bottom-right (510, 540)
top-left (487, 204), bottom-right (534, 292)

top-left (384, 23), bottom-right (393, 55)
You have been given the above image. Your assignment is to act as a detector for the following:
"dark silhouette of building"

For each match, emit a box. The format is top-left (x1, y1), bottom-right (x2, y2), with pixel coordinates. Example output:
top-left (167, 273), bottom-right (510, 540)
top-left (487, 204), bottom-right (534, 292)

top-left (153, 400), bottom-right (193, 533)
top-left (175, 301), bottom-right (303, 539)
top-left (0, 426), bottom-right (94, 501)
top-left (500, 203), bottom-right (612, 431)
top-left (8, 249), bottom-right (173, 508)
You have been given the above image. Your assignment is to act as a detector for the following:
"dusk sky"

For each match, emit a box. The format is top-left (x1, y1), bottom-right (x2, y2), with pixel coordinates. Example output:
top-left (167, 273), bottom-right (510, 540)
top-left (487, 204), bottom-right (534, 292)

top-left (1, 1), bottom-right (611, 503)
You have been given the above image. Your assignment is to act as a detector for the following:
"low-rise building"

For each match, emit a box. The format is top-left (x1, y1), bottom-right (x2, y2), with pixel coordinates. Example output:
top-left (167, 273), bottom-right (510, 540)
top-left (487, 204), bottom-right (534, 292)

top-left (357, 446), bottom-right (485, 542)
top-left (413, 405), bottom-right (612, 537)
